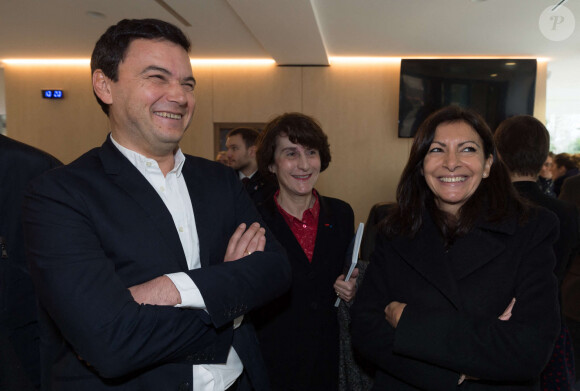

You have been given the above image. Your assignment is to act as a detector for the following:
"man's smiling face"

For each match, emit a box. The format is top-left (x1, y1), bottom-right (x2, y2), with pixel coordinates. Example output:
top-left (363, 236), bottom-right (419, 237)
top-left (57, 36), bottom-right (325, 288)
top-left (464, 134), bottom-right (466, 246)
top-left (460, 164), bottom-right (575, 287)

top-left (105, 38), bottom-right (196, 158)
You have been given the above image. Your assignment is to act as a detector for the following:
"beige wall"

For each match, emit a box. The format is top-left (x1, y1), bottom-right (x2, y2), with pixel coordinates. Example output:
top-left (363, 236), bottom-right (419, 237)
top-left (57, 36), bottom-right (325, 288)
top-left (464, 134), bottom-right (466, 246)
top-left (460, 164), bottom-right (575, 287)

top-left (3, 62), bottom-right (546, 224)
top-left (4, 65), bottom-right (110, 162)
top-left (0, 68), bottom-right (6, 116)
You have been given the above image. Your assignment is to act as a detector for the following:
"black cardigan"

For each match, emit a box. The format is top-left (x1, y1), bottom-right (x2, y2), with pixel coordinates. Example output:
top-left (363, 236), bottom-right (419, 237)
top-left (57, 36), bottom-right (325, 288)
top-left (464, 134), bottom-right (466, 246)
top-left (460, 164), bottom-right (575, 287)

top-left (253, 193), bottom-right (354, 391)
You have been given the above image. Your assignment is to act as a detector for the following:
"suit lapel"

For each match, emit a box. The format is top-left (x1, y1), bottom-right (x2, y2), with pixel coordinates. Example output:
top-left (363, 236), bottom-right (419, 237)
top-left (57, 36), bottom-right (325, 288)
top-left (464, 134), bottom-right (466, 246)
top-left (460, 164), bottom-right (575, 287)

top-left (391, 213), bottom-right (461, 309)
top-left (450, 218), bottom-right (510, 280)
top-left (181, 158), bottom-right (212, 268)
top-left (391, 211), bottom-right (513, 309)
top-left (261, 193), bottom-right (340, 266)
top-left (311, 196), bottom-right (335, 263)
top-left (99, 137), bottom-right (188, 271)
top-left (261, 197), bottom-right (310, 265)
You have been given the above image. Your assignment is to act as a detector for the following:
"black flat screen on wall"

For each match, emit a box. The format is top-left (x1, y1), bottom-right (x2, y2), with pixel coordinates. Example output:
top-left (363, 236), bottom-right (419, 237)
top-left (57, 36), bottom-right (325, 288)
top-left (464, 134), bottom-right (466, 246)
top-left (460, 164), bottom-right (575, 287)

top-left (398, 59), bottom-right (537, 138)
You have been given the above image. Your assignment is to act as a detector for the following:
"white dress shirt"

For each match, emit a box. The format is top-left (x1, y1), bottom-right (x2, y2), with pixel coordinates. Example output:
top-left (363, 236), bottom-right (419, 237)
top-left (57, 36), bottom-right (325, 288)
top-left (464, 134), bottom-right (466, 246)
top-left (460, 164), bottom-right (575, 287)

top-left (238, 170), bottom-right (257, 181)
top-left (111, 137), bottom-right (243, 391)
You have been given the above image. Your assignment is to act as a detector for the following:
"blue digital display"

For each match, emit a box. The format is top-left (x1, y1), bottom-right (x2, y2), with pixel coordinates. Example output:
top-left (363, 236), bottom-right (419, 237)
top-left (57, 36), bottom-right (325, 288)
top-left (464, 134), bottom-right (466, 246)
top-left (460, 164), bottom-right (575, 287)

top-left (41, 90), bottom-right (64, 99)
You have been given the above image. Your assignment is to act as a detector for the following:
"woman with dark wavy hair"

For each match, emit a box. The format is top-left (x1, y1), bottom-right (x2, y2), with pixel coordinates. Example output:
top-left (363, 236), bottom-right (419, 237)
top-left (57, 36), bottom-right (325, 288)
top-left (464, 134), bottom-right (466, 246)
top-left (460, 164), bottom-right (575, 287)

top-left (351, 106), bottom-right (560, 390)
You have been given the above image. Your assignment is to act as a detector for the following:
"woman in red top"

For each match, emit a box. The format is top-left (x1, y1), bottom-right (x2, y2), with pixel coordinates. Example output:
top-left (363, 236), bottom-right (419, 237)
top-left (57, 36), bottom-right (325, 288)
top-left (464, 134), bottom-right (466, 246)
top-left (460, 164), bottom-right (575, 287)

top-left (252, 112), bottom-right (359, 390)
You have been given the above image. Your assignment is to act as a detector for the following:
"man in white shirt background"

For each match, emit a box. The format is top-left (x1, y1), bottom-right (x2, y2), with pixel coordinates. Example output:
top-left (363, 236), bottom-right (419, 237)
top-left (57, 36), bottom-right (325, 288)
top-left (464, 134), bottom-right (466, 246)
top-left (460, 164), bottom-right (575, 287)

top-left (226, 127), bottom-right (277, 206)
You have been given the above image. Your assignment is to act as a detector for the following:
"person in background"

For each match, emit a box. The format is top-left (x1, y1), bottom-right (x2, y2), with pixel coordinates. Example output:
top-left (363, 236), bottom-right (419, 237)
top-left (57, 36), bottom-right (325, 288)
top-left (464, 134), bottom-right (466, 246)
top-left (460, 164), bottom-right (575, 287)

top-left (215, 150), bottom-right (229, 166)
top-left (253, 112), bottom-right (361, 391)
top-left (571, 154), bottom-right (580, 169)
top-left (494, 115), bottom-right (579, 391)
top-left (552, 153), bottom-right (579, 197)
top-left (351, 105), bottom-right (560, 390)
top-left (537, 151), bottom-right (556, 198)
top-left (22, 18), bottom-right (290, 391)
top-left (226, 127), bottom-right (277, 206)
top-left (0, 134), bottom-right (61, 391)
top-left (560, 174), bottom-right (580, 390)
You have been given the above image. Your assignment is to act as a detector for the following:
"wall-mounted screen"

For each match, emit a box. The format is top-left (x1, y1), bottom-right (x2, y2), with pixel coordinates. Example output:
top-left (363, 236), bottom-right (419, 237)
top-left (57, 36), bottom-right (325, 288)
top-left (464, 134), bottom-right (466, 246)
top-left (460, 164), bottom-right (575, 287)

top-left (398, 59), bottom-right (537, 138)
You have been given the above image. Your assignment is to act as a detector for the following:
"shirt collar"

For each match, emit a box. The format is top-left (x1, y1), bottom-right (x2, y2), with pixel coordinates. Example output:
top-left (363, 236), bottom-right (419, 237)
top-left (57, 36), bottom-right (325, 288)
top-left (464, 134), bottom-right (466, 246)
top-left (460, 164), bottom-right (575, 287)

top-left (238, 170), bottom-right (257, 180)
top-left (274, 189), bottom-right (320, 223)
top-left (110, 135), bottom-right (186, 177)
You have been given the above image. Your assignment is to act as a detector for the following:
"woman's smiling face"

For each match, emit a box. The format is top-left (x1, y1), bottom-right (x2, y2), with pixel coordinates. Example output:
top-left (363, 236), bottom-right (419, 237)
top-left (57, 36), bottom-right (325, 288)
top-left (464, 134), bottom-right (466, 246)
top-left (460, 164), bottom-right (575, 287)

top-left (269, 135), bottom-right (321, 198)
top-left (422, 120), bottom-right (493, 217)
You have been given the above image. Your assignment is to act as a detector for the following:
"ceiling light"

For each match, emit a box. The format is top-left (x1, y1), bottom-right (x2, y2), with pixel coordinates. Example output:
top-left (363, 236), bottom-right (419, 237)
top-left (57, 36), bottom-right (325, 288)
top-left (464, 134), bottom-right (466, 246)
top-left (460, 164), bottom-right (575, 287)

top-left (86, 11), bottom-right (106, 19)
top-left (189, 59), bottom-right (275, 66)
top-left (329, 57), bottom-right (401, 64)
top-left (1, 59), bottom-right (90, 65)
top-left (0, 58), bottom-right (275, 66)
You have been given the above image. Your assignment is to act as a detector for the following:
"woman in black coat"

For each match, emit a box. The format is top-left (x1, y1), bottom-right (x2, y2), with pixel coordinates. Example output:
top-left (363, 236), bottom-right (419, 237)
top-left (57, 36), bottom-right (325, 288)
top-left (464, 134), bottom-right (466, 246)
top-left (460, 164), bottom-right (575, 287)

top-left (252, 112), bottom-right (358, 391)
top-left (351, 106), bottom-right (560, 390)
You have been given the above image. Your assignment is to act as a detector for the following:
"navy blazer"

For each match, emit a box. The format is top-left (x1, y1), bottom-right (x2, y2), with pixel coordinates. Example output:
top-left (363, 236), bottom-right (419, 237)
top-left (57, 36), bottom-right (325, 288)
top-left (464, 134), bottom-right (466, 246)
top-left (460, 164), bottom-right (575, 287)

top-left (253, 193), bottom-right (354, 390)
top-left (22, 136), bottom-right (291, 391)
top-left (513, 181), bottom-right (580, 284)
top-left (352, 207), bottom-right (560, 391)
top-left (559, 175), bottom-right (580, 322)
top-left (240, 170), bottom-right (278, 208)
top-left (0, 134), bottom-right (61, 390)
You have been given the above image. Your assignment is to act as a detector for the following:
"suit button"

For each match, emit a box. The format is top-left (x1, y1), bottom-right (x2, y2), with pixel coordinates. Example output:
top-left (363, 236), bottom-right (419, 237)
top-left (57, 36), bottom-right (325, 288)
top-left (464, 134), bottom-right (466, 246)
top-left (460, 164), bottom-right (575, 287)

top-left (177, 382), bottom-right (190, 391)
top-left (310, 302), bottom-right (318, 310)
top-left (307, 272), bottom-right (316, 280)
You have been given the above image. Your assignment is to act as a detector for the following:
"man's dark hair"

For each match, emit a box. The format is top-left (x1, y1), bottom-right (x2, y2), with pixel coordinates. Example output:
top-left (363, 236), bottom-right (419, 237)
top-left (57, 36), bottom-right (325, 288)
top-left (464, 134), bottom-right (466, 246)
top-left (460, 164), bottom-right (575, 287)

top-left (90, 18), bottom-right (191, 115)
top-left (227, 127), bottom-right (260, 149)
top-left (256, 112), bottom-right (331, 176)
top-left (494, 115), bottom-right (550, 177)
top-left (383, 105), bottom-right (525, 242)
top-left (554, 153), bottom-right (578, 170)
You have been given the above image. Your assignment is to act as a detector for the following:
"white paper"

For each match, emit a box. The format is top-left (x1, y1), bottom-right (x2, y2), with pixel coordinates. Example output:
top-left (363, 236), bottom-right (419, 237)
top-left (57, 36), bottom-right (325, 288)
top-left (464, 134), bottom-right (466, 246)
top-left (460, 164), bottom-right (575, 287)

top-left (335, 222), bottom-right (364, 307)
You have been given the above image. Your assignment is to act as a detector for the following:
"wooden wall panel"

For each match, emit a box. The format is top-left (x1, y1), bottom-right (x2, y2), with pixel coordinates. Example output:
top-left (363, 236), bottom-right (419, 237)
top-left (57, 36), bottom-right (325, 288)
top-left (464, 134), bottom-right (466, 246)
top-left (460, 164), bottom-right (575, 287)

top-left (3, 61), bottom-right (547, 223)
top-left (180, 65), bottom-right (214, 160)
top-left (534, 60), bottom-right (548, 124)
top-left (212, 65), bottom-right (302, 123)
top-left (302, 63), bottom-right (412, 224)
top-left (4, 65), bottom-right (109, 164)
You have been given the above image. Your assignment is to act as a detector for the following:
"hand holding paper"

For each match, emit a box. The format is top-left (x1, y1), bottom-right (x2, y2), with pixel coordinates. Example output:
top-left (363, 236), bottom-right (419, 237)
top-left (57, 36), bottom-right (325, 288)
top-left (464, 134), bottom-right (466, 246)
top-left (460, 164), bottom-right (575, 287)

top-left (334, 268), bottom-right (359, 303)
top-left (335, 222), bottom-right (364, 307)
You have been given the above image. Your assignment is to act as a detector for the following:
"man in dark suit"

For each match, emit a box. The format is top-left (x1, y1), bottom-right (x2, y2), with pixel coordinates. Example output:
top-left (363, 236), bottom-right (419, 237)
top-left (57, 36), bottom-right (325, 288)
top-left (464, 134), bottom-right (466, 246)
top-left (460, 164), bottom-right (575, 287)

top-left (494, 116), bottom-right (579, 284)
top-left (22, 19), bottom-right (290, 391)
top-left (0, 134), bottom-right (61, 390)
top-left (494, 115), bottom-right (580, 390)
top-left (226, 127), bottom-right (277, 206)
top-left (560, 174), bottom-right (580, 388)
top-left (552, 153), bottom-right (580, 197)
top-left (560, 174), bottom-right (580, 204)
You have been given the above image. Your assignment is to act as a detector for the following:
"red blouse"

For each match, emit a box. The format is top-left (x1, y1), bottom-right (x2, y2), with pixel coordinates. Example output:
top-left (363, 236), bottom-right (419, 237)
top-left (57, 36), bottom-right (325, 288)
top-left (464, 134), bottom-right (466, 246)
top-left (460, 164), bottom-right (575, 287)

top-left (274, 190), bottom-right (320, 262)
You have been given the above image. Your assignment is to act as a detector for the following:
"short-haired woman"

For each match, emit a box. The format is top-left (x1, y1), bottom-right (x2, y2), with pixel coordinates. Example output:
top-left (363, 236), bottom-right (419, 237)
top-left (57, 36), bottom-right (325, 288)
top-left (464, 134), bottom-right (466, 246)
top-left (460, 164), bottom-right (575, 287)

top-left (253, 112), bottom-right (359, 390)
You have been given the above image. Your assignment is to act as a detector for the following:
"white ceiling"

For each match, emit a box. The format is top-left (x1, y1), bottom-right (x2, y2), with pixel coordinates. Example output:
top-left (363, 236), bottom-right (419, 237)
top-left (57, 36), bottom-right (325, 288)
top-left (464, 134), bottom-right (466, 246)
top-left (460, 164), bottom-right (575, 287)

top-left (1, 0), bottom-right (579, 64)
top-left (1, 0), bottom-right (579, 119)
